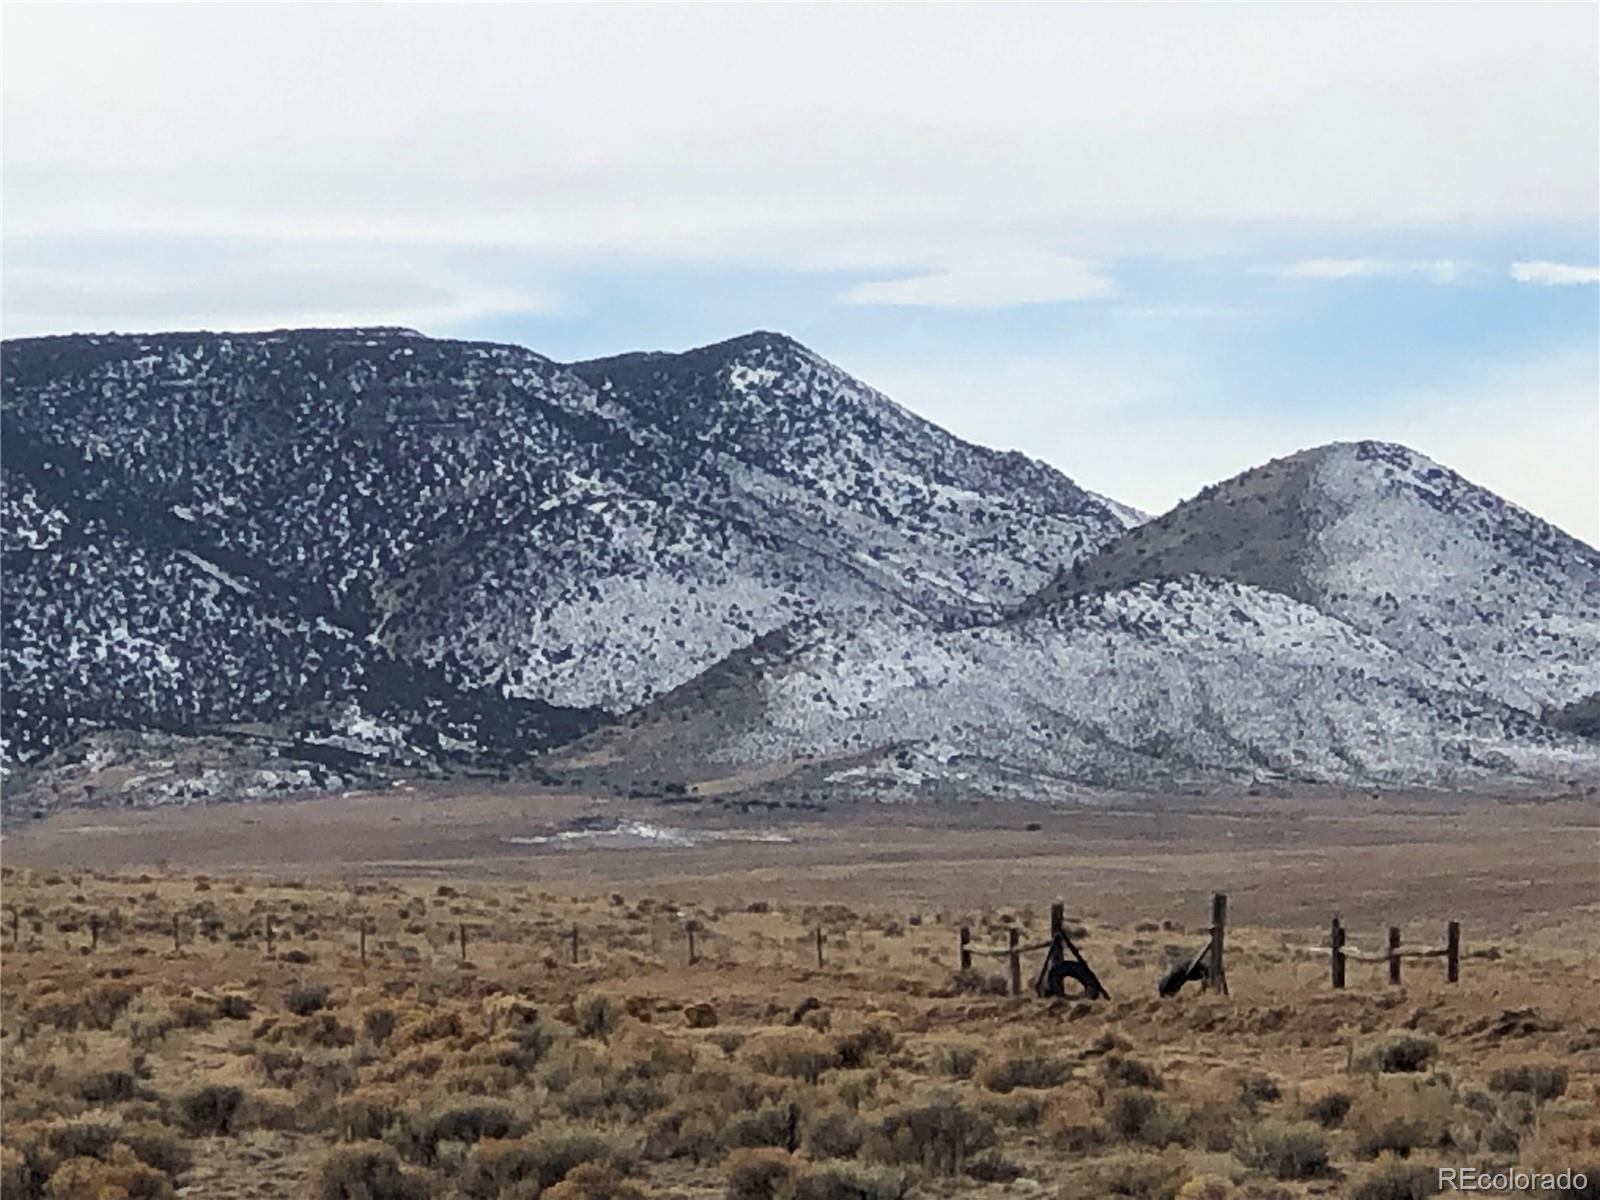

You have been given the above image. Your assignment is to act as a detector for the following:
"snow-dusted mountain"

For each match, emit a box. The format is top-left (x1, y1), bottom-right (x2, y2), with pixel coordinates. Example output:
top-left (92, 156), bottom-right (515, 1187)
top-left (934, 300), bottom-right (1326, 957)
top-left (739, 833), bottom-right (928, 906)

top-left (1030, 441), bottom-right (1600, 716)
top-left (4, 329), bottom-right (1595, 809)
top-left (0, 327), bottom-right (1131, 805)
top-left (564, 575), bottom-right (1594, 798)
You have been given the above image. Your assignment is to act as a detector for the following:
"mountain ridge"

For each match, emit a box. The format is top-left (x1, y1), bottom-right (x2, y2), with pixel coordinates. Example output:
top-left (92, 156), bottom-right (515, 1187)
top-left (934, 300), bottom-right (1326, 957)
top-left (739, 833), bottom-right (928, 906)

top-left (3, 327), bottom-right (1596, 812)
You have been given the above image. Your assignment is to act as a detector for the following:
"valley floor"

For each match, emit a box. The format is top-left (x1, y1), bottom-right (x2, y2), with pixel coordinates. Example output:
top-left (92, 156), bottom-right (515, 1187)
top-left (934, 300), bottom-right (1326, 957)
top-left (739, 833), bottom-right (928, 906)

top-left (2, 789), bottom-right (1597, 1199)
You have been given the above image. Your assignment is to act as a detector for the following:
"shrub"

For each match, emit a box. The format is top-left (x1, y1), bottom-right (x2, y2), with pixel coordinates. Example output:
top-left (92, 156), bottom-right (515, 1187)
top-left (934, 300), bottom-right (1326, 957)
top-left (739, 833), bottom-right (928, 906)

top-left (217, 993), bottom-right (254, 1020)
top-left (286, 984), bottom-right (331, 1017)
top-left (1487, 1061), bottom-right (1568, 1103)
top-left (724, 1102), bottom-right (802, 1152)
top-left (544, 1163), bottom-right (645, 1200)
top-left (1347, 1081), bottom-right (1454, 1159)
top-left (974, 1043), bottom-right (1073, 1094)
top-left (1238, 1071), bottom-right (1280, 1108)
top-left (317, 1142), bottom-right (434, 1200)
top-left (1086, 1149), bottom-right (1189, 1200)
top-left (1044, 1090), bottom-right (1105, 1154)
top-left (1237, 1119), bottom-right (1329, 1179)
top-left (422, 1102), bottom-right (523, 1158)
top-left (177, 1085), bottom-right (244, 1136)
top-left (743, 1032), bottom-right (838, 1085)
top-left (119, 1122), bottom-right (192, 1176)
top-left (866, 1093), bottom-right (996, 1176)
top-left (804, 1107), bottom-right (865, 1159)
top-left (363, 1007), bottom-right (399, 1044)
top-left (1306, 1091), bottom-right (1353, 1128)
top-left (574, 994), bottom-right (623, 1041)
top-left (1102, 1090), bottom-right (1185, 1147)
top-left (724, 1148), bottom-right (795, 1200)
top-left (1357, 1035), bottom-right (1437, 1075)
top-left (833, 1024), bottom-right (895, 1069)
top-left (1350, 1155), bottom-right (1439, 1200)
top-left (461, 1126), bottom-right (629, 1197)
top-left (1104, 1055), bottom-right (1164, 1091)
top-left (45, 1120), bottom-right (120, 1161)
top-left (794, 1162), bottom-right (907, 1200)
top-left (80, 1069), bottom-right (140, 1104)
top-left (335, 1089), bottom-right (404, 1142)
top-left (930, 1041), bottom-right (982, 1080)
top-left (44, 1156), bottom-right (175, 1200)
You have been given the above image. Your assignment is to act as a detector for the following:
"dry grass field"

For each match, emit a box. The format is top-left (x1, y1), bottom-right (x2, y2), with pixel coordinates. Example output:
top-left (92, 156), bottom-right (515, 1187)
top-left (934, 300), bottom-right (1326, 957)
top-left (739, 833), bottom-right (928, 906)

top-left (2, 788), bottom-right (1597, 1199)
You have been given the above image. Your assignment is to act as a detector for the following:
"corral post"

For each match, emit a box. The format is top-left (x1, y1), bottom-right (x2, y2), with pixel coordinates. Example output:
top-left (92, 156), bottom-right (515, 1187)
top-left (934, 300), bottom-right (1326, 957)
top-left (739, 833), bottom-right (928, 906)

top-left (815, 928), bottom-right (824, 968)
top-left (1007, 927), bottom-right (1022, 996)
top-left (570, 924), bottom-right (580, 964)
top-left (958, 926), bottom-right (972, 972)
top-left (1206, 893), bottom-right (1228, 996)
top-left (687, 921), bottom-right (699, 966)
top-left (1387, 926), bottom-right (1401, 986)
top-left (459, 922), bottom-right (468, 962)
top-left (1330, 917), bottom-right (1346, 989)
top-left (1445, 920), bottom-right (1460, 984)
top-left (90, 915), bottom-right (100, 953)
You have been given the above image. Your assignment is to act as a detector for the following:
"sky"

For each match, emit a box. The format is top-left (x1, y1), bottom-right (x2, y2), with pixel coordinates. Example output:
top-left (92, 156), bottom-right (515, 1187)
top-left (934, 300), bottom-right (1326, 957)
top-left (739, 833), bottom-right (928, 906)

top-left (4, 5), bottom-right (1597, 543)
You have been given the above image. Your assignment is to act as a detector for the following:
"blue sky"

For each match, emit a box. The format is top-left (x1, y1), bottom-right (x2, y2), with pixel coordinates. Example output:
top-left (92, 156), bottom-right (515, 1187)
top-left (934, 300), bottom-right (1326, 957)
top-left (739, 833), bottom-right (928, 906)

top-left (4, 6), bottom-right (1596, 541)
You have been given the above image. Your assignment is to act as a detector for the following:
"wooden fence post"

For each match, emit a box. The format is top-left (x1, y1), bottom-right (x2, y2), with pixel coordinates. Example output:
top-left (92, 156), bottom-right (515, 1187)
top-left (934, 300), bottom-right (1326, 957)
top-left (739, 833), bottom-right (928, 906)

top-left (1007, 928), bottom-right (1022, 996)
top-left (1387, 926), bottom-right (1402, 986)
top-left (1330, 916), bottom-right (1346, 989)
top-left (570, 924), bottom-right (580, 964)
top-left (1050, 903), bottom-right (1065, 944)
top-left (359, 919), bottom-right (368, 967)
top-left (686, 921), bottom-right (699, 966)
top-left (265, 914), bottom-right (274, 957)
top-left (1445, 920), bottom-right (1460, 984)
top-left (958, 926), bottom-right (972, 972)
top-left (815, 928), bottom-right (824, 968)
top-left (459, 922), bottom-right (469, 962)
top-left (90, 915), bottom-right (100, 953)
top-left (172, 913), bottom-right (181, 953)
top-left (1206, 893), bottom-right (1229, 995)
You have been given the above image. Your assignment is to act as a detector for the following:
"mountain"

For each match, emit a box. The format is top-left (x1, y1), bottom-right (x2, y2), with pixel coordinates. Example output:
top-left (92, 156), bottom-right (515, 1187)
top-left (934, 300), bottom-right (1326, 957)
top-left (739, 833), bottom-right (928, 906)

top-left (0, 327), bottom-right (1132, 807)
top-left (563, 574), bottom-right (1592, 799)
top-left (1029, 441), bottom-right (1600, 716)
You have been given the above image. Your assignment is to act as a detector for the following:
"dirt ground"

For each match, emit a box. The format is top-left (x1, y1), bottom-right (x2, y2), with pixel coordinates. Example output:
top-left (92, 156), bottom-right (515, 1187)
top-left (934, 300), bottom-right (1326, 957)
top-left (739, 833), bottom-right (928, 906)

top-left (2, 787), bottom-right (1597, 1199)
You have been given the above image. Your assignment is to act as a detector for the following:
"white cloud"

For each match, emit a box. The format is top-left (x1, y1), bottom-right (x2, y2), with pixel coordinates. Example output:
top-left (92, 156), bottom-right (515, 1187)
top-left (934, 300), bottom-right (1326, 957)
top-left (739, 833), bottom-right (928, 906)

top-left (0, 255), bottom-right (556, 339)
top-left (1275, 258), bottom-right (1464, 283)
top-left (839, 254), bottom-right (1115, 309)
top-left (3, 5), bottom-right (1595, 269)
top-left (1510, 260), bottom-right (1600, 285)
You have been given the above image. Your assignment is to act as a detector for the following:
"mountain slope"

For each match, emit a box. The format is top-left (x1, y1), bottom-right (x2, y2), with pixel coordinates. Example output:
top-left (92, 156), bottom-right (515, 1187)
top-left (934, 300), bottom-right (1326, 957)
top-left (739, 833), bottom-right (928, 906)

top-left (1, 327), bottom-right (1130, 793)
top-left (1030, 441), bottom-right (1600, 715)
top-left (568, 575), bottom-right (1594, 797)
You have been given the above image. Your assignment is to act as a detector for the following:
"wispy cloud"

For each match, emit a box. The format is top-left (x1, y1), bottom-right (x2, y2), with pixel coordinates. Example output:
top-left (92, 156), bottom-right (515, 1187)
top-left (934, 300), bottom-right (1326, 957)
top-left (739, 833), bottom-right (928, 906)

top-left (1510, 260), bottom-right (1600, 285)
top-left (1274, 258), bottom-right (1464, 283)
top-left (839, 253), bottom-right (1115, 309)
top-left (1, 257), bottom-right (557, 339)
